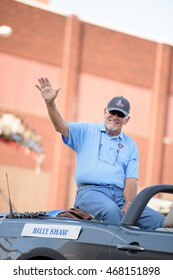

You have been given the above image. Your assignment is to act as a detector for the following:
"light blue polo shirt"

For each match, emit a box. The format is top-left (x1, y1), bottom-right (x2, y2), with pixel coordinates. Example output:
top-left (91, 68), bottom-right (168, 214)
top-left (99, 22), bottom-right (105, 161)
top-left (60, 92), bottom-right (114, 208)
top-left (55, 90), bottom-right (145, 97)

top-left (62, 122), bottom-right (138, 189)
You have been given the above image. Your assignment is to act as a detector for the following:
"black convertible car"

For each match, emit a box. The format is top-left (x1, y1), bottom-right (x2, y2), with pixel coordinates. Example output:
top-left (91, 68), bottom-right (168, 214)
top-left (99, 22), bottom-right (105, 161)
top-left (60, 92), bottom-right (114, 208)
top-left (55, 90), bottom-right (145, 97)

top-left (0, 184), bottom-right (173, 260)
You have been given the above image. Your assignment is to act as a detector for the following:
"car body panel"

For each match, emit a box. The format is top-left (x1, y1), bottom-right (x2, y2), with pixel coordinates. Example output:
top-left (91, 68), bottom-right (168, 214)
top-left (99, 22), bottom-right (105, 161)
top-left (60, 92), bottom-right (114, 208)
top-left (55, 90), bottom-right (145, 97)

top-left (0, 184), bottom-right (173, 260)
top-left (111, 226), bottom-right (173, 259)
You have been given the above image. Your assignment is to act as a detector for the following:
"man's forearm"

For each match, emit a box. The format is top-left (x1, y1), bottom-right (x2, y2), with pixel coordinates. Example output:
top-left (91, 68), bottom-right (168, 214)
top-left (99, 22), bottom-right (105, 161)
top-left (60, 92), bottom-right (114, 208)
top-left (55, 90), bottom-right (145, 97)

top-left (123, 178), bottom-right (138, 204)
top-left (45, 101), bottom-right (69, 138)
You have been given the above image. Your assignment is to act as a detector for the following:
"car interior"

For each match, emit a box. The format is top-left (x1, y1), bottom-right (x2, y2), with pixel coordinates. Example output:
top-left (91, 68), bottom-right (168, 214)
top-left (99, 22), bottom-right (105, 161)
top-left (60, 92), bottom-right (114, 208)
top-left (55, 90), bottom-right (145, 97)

top-left (156, 208), bottom-right (173, 231)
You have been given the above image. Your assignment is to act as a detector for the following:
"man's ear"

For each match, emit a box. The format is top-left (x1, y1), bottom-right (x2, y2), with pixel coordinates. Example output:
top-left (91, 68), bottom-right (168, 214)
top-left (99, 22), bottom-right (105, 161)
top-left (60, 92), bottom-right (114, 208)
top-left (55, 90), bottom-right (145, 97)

top-left (104, 108), bottom-right (107, 117)
top-left (124, 115), bottom-right (130, 125)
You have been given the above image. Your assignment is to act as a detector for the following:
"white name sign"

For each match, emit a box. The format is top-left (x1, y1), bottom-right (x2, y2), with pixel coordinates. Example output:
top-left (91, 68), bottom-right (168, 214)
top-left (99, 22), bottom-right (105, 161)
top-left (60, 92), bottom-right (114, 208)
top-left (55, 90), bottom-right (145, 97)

top-left (21, 223), bottom-right (81, 240)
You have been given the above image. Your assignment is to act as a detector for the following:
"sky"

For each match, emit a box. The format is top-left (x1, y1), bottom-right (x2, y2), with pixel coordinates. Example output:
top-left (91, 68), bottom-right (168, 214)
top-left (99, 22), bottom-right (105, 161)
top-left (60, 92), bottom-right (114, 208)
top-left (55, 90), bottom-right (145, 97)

top-left (49, 0), bottom-right (173, 46)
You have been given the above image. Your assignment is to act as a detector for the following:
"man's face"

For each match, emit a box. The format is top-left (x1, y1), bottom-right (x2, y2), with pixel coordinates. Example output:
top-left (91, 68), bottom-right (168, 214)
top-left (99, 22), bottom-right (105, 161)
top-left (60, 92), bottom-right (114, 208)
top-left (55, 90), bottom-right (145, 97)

top-left (104, 108), bottom-right (130, 135)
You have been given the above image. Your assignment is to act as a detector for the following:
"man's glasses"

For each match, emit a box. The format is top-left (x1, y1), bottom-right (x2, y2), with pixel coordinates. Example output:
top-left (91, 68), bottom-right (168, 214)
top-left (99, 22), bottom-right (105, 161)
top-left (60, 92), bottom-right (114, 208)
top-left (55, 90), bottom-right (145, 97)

top-left (109, 110), bottom-right (126, 118)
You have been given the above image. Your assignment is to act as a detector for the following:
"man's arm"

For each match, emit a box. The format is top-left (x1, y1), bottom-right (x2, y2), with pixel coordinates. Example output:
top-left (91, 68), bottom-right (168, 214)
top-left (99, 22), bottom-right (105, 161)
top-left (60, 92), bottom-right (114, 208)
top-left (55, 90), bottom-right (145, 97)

top-left (36, 77), bottom-right (69, 138)
top-left (122, 177), bottom-right (138, 215)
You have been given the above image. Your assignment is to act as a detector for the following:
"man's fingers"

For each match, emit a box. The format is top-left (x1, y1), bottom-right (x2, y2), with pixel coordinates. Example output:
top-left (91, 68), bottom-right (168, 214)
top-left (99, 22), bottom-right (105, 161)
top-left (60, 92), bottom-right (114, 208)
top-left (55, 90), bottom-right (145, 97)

top-left (36, 77), bottom-right (50, 91)
top-left (38, 78), bottom-right (43, 86)
top-left (56, 88), bottom-right (62, 94)
top-left (36, 78), bottom-right (61, 94)
top-left (45, 78), bottom-right (51, 86)
top-left (35, 84), bottom-right (42, 91)
top-left (38, 77), bottom-right (47, 87)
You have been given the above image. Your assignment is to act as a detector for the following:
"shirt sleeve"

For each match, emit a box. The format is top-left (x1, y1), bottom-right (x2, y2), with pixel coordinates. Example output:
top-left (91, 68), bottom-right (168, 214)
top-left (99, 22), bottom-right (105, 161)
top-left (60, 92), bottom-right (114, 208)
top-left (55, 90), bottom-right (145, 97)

top-left (126, 142), bottom-right (139, 180)
top-left (62, 122), bottom-right (88, 152)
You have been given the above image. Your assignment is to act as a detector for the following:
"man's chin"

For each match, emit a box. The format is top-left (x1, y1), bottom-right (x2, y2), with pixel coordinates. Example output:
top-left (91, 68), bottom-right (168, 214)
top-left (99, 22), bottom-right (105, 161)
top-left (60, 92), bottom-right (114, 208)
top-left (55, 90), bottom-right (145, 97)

top-left (106, 125), bottom-right (119, 132)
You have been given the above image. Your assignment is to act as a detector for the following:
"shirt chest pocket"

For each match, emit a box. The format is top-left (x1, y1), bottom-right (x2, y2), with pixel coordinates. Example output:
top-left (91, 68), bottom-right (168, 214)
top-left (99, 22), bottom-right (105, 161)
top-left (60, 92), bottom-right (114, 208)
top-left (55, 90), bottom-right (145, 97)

top-left (98, 139), bottom-right (120, 165)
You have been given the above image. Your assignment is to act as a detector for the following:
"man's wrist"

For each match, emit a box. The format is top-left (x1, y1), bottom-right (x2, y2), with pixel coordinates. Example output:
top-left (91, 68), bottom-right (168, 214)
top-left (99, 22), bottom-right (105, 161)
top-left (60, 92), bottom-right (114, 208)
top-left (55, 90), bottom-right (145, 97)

top-left (124, 201), bottom-right (132, 205)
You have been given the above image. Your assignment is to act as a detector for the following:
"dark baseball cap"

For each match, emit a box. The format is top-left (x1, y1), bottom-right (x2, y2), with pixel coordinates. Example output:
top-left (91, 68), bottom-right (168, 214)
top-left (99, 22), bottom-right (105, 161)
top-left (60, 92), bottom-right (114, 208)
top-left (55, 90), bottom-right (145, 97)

top-left (107, 96), bottom-right (130, 116)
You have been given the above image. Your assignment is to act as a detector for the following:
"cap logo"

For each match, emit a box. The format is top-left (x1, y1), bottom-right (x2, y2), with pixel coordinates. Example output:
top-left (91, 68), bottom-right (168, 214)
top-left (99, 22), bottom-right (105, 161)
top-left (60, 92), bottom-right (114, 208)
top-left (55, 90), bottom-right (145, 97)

top-left (115, 99), bottom-right (125, 107)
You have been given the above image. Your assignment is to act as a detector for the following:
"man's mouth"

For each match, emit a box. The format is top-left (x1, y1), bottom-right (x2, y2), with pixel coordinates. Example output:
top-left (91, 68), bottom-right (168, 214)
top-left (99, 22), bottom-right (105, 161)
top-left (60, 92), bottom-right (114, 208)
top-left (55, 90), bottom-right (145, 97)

top-left (109, 119), bottom-right (119, 125)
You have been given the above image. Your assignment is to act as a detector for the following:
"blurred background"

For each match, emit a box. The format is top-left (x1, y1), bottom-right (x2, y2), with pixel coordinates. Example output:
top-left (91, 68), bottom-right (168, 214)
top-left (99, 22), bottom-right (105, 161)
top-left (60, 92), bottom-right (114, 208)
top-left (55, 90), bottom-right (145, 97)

top-left (0, 0), bottom-right (173, 214)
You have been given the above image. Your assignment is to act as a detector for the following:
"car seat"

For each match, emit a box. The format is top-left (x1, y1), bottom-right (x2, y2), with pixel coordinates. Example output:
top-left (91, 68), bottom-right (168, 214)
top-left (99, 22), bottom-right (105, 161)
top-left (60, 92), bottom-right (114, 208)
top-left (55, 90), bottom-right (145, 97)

top-left (156, 207), bottom-right (173, 231)
top-left (163, 207), bottom-right (173, 228)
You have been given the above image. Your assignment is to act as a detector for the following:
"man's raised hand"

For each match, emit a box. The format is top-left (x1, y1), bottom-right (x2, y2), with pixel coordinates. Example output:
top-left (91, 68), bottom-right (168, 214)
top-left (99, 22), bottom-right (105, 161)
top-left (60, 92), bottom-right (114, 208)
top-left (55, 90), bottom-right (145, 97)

top-left (36, 77), bottom-right (61, 103)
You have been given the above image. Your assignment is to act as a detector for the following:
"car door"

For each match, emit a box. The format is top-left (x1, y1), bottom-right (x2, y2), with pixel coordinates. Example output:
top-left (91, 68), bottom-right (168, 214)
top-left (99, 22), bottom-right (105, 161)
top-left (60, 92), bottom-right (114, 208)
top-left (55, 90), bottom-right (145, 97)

top-left (110, 226), bottom-right (173, 259)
